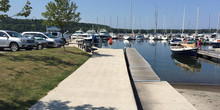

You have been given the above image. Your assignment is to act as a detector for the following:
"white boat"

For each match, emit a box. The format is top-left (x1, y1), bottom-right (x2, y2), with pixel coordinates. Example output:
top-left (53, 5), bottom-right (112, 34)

top-left (110, 32), bottom-right (117, 39)
top-left (170, 42), bottom-right (198, 57)
top-left (144, 34), bottom-right (149, 39)
top-left (157, 34), bottom-right (163, 40)
top-left (149, 35), bottom-right (155, 40)
top-left (71, 29), bottom-right (84, 39)
top-left (80, 30), bottom-right (101, 42)
top-left (82, 30), bottom-right (98, 37)
top-left (162, 35), bottom-right (168, 40)
top-left (124, 34), bottom-right (132, 40)
top-left (98, 29), bottom-right (111, 40)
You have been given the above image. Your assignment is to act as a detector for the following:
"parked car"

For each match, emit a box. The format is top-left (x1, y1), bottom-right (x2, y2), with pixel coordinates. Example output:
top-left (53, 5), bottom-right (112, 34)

top-left (0, 30), bottom-right (35, 51)
top-left (22, 33), bottom-right (48, 50)
top-left (49, 31), bottom-right (71, 44)
top-left (22, 32), bottom-right (64, 48)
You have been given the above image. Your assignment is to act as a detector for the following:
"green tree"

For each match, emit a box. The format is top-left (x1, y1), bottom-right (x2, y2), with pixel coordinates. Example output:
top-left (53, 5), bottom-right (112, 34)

top-left (42, 0), bottom-right (81, 51)
top-left (16, 0), bottom-right (32, 17)
top-left (0, 0), bottom-right (10, 20)
top-left (42, 0), bottom-right (80, 33)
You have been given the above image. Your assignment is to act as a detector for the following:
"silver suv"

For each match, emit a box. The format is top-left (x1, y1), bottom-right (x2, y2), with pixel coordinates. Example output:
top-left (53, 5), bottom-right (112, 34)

top-left (22, 32), bottom-right (64, 48)
top-left (0, 30), bottom-right (35, 51)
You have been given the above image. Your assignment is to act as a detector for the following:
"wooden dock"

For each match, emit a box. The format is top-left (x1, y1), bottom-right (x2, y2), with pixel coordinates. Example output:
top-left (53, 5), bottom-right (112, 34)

top-left (198, 50), bottom-right (220, 60)
top-left (125, 48), bottom-right (196, 110)
top-left (125, 48), bottom-right (160, 82)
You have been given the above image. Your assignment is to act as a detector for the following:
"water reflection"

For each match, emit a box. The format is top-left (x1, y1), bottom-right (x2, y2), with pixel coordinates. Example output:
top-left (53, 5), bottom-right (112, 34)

top-left (124, 40), bottom-right (131, 47)
top-left (161, 40), bottom-right (167, 47)
top-left (171, 54), bottom-right (202, 73)
top-left (149, 40), bottom-right (156, 45)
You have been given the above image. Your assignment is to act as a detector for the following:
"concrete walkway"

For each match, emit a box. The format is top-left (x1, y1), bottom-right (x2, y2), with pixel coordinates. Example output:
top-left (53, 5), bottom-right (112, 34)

top-left (30, 49), bottom-right (137, 110)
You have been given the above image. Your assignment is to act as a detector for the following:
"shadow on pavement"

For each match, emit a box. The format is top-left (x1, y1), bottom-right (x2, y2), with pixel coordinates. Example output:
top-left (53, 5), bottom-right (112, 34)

top-left (30, 100), bottom-right (116, 110)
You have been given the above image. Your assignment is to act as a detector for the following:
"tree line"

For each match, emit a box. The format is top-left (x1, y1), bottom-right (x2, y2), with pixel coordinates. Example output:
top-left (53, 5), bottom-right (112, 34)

top-left (0, 0), bottom-right (218, 34)
top-left (0, 17), bottom-right (218, 34)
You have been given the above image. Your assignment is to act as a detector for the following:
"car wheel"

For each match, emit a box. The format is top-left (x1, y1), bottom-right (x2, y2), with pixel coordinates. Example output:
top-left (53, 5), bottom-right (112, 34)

top-left (0, 48), bottom-right (4, 51)
top-left (10, 43), bottom-right (20, 52)
top-left (37, 44), bottom-right (43, 50)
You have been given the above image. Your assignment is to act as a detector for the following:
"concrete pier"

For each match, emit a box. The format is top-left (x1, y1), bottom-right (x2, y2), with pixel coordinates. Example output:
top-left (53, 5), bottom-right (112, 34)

top-left (198, 50), bottom-right (220, 60)
top-left (125, 48), bottom-right (196, 110)
top-left (30, 49), bottom-right (137, 110)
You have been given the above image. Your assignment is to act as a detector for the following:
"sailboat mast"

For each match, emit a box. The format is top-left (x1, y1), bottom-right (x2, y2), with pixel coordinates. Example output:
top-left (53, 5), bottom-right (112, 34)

top-left (139, 17), bottom-right (141, 33)
top-left (170, 16), bottom-right (173, 34)
top-left (165, 14), bottom-right (167, 34)
top-left (130, 0), bottom-right (134, 36)
top-left (147, 16), bottom-right (149, 34)
top-left (97, 16), bottom-right (99, 31)
top-left (181, 6), bottom-right (186, 36)
top-left (208, 14), bottom-right (211, 34)
top-left (117, 16), bottom-right (119, 34)
top-left (196, 5), bottom-right (199, 35)
top-left (217, 13), bottom-right (220, 33)
top-left (104, 17), bottom-right (105, 25)
top-left (154, 5), bottom-right (158, 33)
top-left (110, 16), bottom-right (112, 32)
top-left (124, 17), bottom-right (126, 33)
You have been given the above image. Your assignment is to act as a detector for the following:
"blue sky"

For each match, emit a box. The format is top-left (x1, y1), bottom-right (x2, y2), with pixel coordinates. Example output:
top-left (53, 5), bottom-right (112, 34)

top-left (6, 0), bottom-right (220, 29)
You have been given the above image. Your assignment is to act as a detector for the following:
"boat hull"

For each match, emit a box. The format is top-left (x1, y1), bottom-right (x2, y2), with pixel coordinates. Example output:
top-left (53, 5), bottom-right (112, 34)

top-left (171, 48), bottom-right (198, 57)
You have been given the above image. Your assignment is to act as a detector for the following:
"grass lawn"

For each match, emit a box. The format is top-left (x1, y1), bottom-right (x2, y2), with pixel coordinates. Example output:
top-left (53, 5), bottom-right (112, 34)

top-left (0, 47), bottom-right (91, 110)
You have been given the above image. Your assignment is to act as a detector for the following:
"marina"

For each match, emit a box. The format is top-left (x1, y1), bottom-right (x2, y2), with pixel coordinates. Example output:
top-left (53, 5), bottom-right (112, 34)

top-left (1, 0), bottom-right (220, 109)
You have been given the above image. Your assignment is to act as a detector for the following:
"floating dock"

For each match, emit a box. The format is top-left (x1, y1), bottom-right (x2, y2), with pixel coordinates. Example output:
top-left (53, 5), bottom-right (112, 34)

top-left (125, 48), bottom-right (196, 110)
top-left (197, 50), bottom-right (220, 60)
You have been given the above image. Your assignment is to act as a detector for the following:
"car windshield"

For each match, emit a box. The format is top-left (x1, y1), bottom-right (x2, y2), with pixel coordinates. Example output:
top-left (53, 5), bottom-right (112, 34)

top-left (45, 33), bottom-right (57, 38)
top-left (7, 32), bottom-right (23, 37)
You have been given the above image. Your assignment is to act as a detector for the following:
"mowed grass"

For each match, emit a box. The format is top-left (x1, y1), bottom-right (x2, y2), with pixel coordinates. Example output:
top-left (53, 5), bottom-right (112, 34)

top-left (0, 47), bottom-right (91, 110)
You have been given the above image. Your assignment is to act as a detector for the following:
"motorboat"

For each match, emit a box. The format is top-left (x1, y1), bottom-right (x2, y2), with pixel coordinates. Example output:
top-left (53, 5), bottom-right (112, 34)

top-left (82, 30), bottom-right (98, 37)
top-left (98, 29), bottom-right (111, 40)
top-left (81, 30), bottom-right (101, 43)
top-left (124, 34), bottom-right (136, 40)
top-left (169, 38), bottom-right (183, 44)
top-left (124, 34), bottom-right (132, 40)
top-left (170, 42), bottom-right (198, 57)
top-left (71, 29), bottom-right (84, 39)
top-left (110, 32), bottom-right (117, 39)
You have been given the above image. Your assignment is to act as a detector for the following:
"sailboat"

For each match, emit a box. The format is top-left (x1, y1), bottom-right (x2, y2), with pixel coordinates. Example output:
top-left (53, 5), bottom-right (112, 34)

top-left (124, 0), bottom-right (136, 40)
top-left (150, 5), bottom-right (159, 40)
top-left (136, 17), bottom-right (144, 40)
top-left (170, 7), bottom-right (198, 57)
top-left (169, 7), bottom-right (186, 44)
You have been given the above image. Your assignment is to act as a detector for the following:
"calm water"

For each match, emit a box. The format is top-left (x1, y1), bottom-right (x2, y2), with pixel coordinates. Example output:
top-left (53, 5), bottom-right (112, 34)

top-left (101, 39), bottom-right (220, 85)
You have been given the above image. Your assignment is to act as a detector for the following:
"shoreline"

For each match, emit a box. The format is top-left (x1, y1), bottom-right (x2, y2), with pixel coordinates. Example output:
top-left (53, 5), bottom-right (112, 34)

top-left (172, 84), bottom-right (220, 110)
